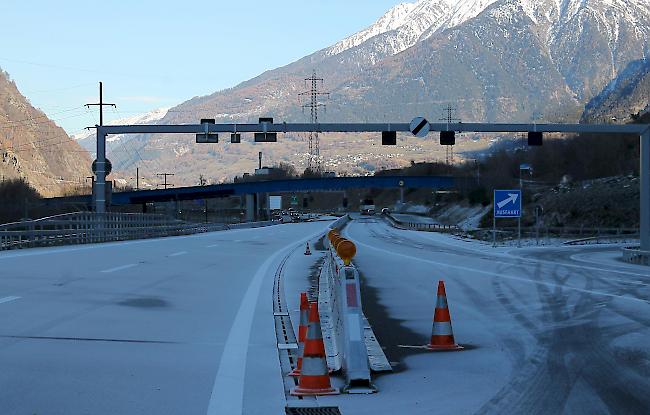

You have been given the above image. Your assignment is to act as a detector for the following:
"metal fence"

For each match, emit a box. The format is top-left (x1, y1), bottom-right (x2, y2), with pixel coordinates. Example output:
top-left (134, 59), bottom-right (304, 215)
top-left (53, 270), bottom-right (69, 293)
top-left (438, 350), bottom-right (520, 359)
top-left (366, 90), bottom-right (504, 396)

top-left (469, 226), bottom-right (639, 245)
top-left (382, 212), bottom-right (638, 245)
top-left (382, 213), bottom-right (460, 233)
top-left (0, 212), bottom-right (274, 251)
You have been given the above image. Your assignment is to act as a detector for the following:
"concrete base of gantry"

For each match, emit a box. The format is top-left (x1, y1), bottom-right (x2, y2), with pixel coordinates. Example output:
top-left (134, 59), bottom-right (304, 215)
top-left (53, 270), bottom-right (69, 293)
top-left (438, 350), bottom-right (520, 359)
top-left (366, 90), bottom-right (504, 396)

top-left (621, 246), bottom-right (650, 266)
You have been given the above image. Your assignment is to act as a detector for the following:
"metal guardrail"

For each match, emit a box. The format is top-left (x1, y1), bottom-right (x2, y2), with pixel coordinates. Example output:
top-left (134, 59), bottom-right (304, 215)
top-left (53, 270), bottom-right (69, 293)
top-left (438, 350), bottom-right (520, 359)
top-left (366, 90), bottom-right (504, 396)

top-left (0, 212), bottom-right (275, 251)
top-left (564, 234), bottom-right (641, 246)
top-left (382, 213), bottom-right (460, 233)
top-left (382, 212), bottom-right (640, 246)
top-left (471, 226), bottom-right (639, 245)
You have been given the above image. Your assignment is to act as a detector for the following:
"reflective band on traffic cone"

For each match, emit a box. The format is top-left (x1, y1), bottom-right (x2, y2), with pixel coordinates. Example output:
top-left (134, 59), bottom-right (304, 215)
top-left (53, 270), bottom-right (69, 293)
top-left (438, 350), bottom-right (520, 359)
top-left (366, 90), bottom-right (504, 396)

top-left (290, 302), bottom-right (339, 396)
top-left (304, 242), bottom-right (312, 255)
top-left (289, 292), bottom-right (309, 377)
top-left (427, 280), bottom-right (463, 351)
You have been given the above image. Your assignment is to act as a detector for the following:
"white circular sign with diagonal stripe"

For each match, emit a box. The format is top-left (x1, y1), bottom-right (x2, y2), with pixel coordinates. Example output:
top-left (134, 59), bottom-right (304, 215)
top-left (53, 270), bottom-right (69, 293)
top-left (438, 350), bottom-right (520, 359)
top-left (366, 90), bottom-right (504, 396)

top-left (410, 117), bottom-right (430, 137)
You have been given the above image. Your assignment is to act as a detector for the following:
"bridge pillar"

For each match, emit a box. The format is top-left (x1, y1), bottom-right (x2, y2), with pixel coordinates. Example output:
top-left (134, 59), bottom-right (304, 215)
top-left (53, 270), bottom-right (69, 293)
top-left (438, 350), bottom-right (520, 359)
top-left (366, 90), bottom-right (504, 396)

top-left (245, 194), bottom-right (256, 222)
top-left (265, 193), bottom-right (271, 221)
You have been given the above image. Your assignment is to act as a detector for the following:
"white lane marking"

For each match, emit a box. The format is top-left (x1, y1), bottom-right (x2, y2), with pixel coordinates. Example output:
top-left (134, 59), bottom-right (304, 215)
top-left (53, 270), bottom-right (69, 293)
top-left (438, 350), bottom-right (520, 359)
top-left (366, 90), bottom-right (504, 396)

top-left (100, 263), bottom-right (138, 273)
top-left (206, 228), bottom-right (328, 415)
top-left (206, 250), bottom-right (282, 414)
top-left (0, 296), bottom-right (21, 304)
top-left (349, 231), bottom-right (650, 305)
top-left (168, 251), bottom-right (188, 257)
top-left (206, 244), bottom-right (219, 248)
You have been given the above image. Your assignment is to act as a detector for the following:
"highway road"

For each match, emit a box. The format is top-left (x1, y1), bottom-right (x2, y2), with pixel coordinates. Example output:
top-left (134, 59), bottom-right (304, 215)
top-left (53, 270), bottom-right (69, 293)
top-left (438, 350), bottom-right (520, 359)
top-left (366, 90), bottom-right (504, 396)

top-left (0, 221), bottom-right (331, 415)
top-left (335, 216), bottom-right (650, 415)
top-left (1, 215), bottom-right (648, 415)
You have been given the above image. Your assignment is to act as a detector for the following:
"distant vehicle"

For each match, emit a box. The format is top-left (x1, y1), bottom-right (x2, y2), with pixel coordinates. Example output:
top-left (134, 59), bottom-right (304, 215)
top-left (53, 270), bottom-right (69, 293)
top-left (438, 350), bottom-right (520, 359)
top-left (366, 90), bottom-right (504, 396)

top-left (381, 207), bottom-right (390, 215)
top-left (280, 213), bottom-right (293, 223)
top-left (360, 198), bottom-right (376, 215)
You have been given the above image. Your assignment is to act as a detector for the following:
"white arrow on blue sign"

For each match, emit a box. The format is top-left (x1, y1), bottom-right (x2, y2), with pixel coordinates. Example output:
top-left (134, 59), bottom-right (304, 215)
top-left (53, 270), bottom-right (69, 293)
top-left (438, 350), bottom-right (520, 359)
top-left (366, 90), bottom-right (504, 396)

top-left (494, 189), bottom-right (522, 218)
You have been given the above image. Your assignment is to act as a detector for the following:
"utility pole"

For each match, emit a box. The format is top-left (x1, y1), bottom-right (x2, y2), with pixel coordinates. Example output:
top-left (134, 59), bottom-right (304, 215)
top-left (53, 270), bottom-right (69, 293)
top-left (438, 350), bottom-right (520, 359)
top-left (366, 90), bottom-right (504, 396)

top-left (85, 82), bottom-right (116, 128)
top-left (157, 173), bottom-right (175, 189)
top-left (439, 105), bottom-right (460, 165)
top-left (518, 163), bottom-right (533, 248)
top-left (136, 167), bottom-right (139, 191)
top-left (299, 71), bottom-right (329, 173)
top-left (86, 82), bottom-right (115, 214)
top-left (258, 151), bottom-right (262, 170)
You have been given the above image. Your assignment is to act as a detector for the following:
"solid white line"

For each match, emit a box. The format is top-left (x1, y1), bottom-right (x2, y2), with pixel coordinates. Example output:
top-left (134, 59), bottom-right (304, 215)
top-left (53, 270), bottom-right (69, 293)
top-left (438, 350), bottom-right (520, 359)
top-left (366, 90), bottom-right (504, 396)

top-left (206, 227), bottom-right (328, 415)
top-left (168, 251), bottom-right (187, 257)
top-left (350, 232), bottom-right (650, 305)
top-left (206, 250), bottom-right (284, 414)
top-left (100, 263), bottom-right (138, 273)
top-left (206, 244), bottom-right (219, 248)
top-left (0, 296), bottom-right (21, 304)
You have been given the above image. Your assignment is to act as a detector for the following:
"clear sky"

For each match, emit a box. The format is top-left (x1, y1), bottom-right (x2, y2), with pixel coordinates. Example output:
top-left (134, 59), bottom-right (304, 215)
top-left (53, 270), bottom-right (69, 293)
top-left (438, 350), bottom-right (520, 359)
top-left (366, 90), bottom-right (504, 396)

top-left (0, 0), bottom-right (404, 135)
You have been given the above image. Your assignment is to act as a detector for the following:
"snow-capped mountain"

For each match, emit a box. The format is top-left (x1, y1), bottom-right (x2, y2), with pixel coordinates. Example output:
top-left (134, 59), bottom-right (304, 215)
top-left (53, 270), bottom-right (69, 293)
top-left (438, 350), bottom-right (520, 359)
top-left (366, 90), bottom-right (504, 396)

top-left (326, 0), bottom-right (499, 65)
top-left (105, 0), bottom-right (650, 184)
top-left (327, 2), bottom-right (418, 56)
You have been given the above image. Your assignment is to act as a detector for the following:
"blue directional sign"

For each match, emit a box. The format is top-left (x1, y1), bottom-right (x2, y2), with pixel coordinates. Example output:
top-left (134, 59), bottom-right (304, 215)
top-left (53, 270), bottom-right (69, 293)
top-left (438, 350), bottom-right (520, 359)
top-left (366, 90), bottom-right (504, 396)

top-left (494, 189), bottom-right (521, 218)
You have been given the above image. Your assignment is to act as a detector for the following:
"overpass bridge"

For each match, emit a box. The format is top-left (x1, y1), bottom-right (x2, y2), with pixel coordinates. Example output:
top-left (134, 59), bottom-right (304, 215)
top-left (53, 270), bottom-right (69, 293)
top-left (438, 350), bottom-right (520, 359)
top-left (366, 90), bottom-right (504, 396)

top-left (44, 175), bottom-right (457, 219)
top-left (110, 175), bottom-right (455, 205)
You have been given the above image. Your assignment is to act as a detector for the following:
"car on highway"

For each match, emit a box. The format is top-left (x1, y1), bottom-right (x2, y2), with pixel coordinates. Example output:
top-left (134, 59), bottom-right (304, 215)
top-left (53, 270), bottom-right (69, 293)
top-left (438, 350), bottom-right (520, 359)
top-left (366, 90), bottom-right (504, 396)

top-left (360, 198), bottom-right (376, 215)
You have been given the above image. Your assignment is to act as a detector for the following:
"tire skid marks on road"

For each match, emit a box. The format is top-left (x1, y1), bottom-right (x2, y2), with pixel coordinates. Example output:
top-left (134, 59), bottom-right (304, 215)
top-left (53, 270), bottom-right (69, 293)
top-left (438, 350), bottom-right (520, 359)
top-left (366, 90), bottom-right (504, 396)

top-left (352, 223), bottom-right (650, 304)
top-left (383, 219), bottom-right (650, 280)
top-left (479, 257), bottom-right (650, 414)
top-left (353, 220), bottom-right (650, 414)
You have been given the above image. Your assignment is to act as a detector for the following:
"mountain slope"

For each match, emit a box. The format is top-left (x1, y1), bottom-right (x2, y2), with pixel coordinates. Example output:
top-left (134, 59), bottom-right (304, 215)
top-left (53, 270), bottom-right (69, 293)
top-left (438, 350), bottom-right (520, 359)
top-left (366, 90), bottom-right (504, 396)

top-left (109, 0), bottom-right (650, 185)
top-left (0, 69), bottom-right (91, 197)
top-left (582, 58), bottom-right (650, 123)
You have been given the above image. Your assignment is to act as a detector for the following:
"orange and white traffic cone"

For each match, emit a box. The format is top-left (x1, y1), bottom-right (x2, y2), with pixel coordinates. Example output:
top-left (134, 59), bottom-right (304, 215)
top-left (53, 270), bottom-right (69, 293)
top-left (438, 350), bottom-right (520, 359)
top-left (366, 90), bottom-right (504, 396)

top-left (427, 280), bottom-right (463, 351)
top-left (304, 242), bottom-right (312, 255)
top-left (289, 292), bottom-right (309, 377)
top-left (290, 302), bottom-right (339, 396)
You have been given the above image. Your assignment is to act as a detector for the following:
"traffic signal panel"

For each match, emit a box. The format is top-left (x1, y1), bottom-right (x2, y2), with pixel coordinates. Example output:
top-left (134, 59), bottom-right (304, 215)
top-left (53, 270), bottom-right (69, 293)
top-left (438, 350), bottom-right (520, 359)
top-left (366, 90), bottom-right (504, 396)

top-left (382, 131), bottom-right (397, 145)
top-left (440, 131), bottom-right (455, 145)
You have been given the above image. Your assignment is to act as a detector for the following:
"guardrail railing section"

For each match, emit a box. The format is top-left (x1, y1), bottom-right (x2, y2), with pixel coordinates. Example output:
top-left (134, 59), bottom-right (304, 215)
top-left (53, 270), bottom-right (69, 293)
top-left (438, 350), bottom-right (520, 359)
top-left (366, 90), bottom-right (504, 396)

top-left (0, 212), bottom-right (278, 251)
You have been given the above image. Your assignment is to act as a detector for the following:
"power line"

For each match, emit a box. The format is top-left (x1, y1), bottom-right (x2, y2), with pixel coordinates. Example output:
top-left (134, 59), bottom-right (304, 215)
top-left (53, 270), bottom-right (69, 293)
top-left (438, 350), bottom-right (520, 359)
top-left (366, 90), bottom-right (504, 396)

top-left (0, 107), bottom-right (90, 128)
top-left (84, 82), bottom-right (115, 127)
top-left (439, 104), bottom-right (460, 165)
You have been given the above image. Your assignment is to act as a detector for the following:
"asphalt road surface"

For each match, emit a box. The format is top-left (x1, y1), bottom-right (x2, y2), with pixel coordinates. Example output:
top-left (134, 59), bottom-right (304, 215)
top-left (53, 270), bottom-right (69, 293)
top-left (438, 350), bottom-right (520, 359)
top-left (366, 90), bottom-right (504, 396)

top-left (0, 222), bottom-right (330, 415)
top-left (339, 216), bottom-right (650, 415)
top-left (1, 216), bottom-right (648, 415)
